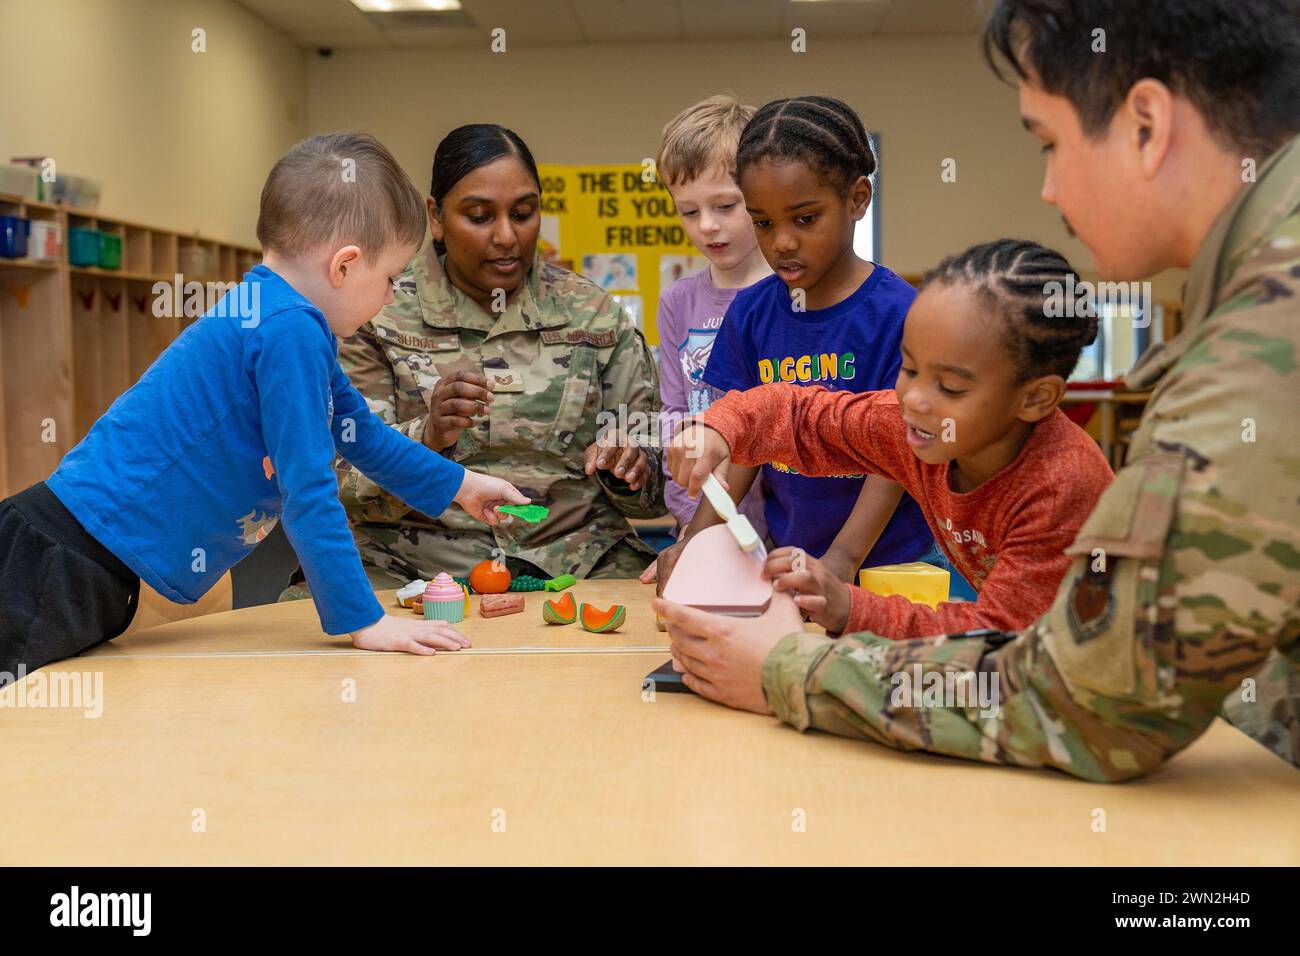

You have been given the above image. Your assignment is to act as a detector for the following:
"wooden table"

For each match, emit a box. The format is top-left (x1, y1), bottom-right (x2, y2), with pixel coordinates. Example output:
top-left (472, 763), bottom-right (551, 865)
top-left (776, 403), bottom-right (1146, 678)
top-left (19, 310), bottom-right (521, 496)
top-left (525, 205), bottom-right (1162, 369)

top-left (1, 581), bottom-right (1295, 865)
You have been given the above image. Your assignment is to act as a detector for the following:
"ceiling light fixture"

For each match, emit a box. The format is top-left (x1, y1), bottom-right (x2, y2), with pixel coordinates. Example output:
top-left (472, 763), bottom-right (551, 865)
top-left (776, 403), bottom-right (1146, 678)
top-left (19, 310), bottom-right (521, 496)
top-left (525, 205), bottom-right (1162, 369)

top-left (348, 0), bottom-right (463, 13)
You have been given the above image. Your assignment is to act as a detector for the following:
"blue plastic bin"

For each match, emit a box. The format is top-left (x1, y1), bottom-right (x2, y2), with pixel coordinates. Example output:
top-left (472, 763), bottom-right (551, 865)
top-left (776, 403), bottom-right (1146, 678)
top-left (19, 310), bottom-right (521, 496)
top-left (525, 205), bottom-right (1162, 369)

top-left (0, 216), bottom-right (31, 258)
top-left (68, 226), bottom-right (100, 266)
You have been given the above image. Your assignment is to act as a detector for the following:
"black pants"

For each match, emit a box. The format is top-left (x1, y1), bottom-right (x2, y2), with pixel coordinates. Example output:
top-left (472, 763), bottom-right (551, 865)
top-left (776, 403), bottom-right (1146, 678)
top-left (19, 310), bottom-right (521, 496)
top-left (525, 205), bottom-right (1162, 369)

top-left (0, 482), bottom-right (140, 677)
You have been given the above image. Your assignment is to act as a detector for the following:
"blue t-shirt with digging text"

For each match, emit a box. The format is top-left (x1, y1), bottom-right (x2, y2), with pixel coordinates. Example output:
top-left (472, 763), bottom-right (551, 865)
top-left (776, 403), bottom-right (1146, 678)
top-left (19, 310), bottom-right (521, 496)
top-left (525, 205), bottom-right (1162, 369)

top-left (702, 265), bottom-right (931, 567)
top-left (46, 265), bottom-right (466, 636)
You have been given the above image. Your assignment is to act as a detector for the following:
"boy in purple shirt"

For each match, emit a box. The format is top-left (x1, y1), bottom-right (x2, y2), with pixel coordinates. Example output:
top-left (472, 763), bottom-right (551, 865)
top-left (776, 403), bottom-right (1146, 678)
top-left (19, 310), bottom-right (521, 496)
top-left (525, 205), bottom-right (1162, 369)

top-left (641, 95), bottom-right (771, 584)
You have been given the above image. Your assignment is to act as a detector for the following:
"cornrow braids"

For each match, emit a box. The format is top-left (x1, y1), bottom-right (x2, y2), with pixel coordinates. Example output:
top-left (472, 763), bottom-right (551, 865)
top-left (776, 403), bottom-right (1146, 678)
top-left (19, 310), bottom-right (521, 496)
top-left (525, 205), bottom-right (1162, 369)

top-left (920, 239), bottom-right (1099, 383)
top-left (736, 95), bottom-right (876, 195)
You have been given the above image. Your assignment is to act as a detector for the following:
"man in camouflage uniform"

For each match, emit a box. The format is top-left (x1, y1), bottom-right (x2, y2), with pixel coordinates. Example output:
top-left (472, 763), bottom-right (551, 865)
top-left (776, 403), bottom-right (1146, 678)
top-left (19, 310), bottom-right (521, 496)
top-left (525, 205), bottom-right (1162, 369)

top-left (656, 0), bottom-right (1299, 780)
top-left (283, 242), bottom-right (664, 597)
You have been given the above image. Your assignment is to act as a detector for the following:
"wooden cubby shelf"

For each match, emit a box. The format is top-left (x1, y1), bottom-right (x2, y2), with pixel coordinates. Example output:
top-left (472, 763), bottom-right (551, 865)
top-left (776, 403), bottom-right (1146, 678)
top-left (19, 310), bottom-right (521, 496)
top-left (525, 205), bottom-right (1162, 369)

top-left (0, 192), bottom-right (259, 496)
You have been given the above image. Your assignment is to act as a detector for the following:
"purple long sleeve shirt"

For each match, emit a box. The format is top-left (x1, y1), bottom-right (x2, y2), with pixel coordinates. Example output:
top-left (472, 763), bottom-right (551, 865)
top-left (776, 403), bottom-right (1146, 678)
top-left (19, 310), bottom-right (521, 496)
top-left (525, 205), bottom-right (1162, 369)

top-left (655, 267), bottom-right (766, 539)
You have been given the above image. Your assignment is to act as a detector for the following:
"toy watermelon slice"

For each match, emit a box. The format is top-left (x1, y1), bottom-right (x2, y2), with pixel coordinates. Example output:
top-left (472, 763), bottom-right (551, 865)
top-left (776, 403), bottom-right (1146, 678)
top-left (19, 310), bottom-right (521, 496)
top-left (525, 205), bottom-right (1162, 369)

top-left (579, 602), bottom-right (626, 633)
top-left (542, 591), bottom-right (577, 625)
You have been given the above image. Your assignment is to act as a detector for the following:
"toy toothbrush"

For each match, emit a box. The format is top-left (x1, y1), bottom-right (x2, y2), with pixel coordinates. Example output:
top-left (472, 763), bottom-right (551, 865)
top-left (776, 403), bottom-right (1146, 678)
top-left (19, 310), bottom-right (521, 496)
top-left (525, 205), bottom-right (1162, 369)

top-left (700, 473), bottom-right (767, 565)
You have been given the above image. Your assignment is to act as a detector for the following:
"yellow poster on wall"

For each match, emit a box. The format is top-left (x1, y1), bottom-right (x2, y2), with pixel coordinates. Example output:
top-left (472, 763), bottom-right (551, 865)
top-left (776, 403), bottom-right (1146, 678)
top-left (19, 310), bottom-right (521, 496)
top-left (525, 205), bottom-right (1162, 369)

top-left (537, 163), bottom-right (705, 347)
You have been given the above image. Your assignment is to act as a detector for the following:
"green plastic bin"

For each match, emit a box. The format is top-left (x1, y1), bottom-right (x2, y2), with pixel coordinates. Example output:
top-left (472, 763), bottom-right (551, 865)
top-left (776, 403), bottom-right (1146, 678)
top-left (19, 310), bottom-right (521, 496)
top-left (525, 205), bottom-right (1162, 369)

top-left (98, 232), bottom-right (122, 270)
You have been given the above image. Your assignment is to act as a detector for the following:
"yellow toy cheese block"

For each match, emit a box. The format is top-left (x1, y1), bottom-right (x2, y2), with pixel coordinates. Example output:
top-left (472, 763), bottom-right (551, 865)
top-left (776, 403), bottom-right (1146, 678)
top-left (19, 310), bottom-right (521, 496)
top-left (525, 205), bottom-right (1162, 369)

top-left (858, 562), bottom-right (950, 609)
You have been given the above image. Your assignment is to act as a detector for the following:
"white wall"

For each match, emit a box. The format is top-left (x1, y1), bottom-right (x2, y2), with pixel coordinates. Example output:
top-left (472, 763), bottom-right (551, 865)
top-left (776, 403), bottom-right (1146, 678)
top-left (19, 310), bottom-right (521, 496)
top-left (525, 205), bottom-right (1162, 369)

top-left (305, 34), bottom-right (1186, 299)
top-left (0, 0), bottom-right (306, 245)
top-left (0, 5), bottom-right (1185, 299)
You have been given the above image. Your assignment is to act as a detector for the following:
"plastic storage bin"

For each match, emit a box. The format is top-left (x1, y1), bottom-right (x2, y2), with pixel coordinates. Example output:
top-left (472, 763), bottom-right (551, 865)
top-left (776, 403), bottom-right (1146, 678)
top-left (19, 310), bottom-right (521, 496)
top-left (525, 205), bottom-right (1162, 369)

top-left (51, 174), bottom-right (101, 211)
top-left (28, 220), bottom-right (62, 261)
top-left (98, 232), bottom-right (122, 270)
top-left (0, 216), bottom-right (31, 258)
top-left (68, 227), bottom-right (100, 266)
top-left (0, 164), bottom-right (39, 200)
top-left (8, 157), bottom-right (52, 200)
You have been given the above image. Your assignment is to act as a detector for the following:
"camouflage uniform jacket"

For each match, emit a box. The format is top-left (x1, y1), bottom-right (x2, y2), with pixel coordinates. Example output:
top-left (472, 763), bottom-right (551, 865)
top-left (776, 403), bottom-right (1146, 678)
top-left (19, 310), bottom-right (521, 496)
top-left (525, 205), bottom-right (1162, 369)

top-left (336, 245), bottom-right (665, 579)
top-left (758, 133), bottom-right (1300, 781)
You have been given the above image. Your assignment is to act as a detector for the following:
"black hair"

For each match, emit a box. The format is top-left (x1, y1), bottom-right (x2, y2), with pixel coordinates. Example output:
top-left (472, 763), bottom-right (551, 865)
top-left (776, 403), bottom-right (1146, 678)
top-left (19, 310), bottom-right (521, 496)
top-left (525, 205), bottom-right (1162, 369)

top-left (735, 96), bottom-right (876, 196)
top-left (429, 124), bottom-right (541, 254)
top-left (983, 0), bottom-right (1300, 159)
top-left (920, 239), bottom-right (1098, 383)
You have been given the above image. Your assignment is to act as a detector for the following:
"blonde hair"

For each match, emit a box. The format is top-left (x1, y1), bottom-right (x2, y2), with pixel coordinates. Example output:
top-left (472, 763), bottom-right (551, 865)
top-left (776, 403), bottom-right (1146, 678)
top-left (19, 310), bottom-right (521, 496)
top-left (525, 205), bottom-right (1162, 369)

top-left (656, 94), bottom-right (757, 186)
top-left (256, 132), bottom-right (426, 262)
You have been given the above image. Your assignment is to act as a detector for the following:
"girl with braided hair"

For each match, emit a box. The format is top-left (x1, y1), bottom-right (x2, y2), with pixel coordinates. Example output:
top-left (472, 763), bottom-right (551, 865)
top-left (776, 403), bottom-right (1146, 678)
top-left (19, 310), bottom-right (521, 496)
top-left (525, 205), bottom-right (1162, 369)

top-left (658, 95), bottom-right (936, 596)
top-left (667, 237), bottom-right (1114, 640)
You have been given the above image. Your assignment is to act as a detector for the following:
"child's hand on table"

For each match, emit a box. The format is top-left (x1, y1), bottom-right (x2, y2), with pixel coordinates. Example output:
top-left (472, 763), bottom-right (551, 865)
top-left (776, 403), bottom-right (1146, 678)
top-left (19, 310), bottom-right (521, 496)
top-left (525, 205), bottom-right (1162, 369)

top-left (454, 471), bottom-right (529, 525)
top-left (665, 422), bottom-right (732, 498)
top-left (763, 547), bottom-right (852, 634)
top-left (351, 614), bottom-right (472, 655)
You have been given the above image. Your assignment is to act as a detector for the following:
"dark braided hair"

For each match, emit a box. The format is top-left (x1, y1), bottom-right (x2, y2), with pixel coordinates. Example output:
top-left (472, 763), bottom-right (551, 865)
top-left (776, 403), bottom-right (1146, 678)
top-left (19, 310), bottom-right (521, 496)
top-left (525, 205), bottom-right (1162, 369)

top-left (920, 239), bottom-right (1099, 383)
top-left (736, 96), bottom-right (876, 195)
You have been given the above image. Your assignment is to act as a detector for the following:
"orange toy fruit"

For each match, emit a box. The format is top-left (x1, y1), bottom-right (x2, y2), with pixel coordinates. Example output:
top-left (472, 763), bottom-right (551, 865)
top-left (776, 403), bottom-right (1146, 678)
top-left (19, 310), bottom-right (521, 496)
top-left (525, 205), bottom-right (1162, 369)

top-left (542, 591), bottom-right (577, 625)
top-left (578, 602), bottom-right (626, 633)
top-left (468, 559), bottom-right (511, 594)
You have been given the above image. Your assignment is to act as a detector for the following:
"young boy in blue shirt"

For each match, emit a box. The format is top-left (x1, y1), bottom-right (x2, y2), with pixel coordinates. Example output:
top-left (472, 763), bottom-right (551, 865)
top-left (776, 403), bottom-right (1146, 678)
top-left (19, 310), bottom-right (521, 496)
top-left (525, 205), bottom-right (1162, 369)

top-left (0, 132), bottom-right (527, 675)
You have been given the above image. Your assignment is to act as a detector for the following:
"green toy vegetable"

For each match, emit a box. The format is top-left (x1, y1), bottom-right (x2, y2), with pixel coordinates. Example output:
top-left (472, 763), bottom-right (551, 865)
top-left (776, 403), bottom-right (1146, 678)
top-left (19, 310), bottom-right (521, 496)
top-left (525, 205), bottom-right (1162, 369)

top-left (499, 504), bottom-right (550, 524)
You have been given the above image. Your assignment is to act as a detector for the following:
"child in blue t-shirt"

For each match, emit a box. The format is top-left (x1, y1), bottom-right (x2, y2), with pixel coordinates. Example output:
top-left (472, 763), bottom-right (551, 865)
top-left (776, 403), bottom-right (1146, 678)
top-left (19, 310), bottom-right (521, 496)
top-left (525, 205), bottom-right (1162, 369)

top-left (659, 96), bottom-right (935, 590)
top-left (0, 133), bottom-right (528, 676)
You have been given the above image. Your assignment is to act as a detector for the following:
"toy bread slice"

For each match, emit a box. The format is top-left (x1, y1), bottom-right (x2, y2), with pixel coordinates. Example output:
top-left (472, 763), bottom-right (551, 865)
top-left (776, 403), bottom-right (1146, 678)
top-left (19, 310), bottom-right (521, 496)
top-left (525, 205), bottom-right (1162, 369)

top-left (480, 593), bottom-right (525, 617)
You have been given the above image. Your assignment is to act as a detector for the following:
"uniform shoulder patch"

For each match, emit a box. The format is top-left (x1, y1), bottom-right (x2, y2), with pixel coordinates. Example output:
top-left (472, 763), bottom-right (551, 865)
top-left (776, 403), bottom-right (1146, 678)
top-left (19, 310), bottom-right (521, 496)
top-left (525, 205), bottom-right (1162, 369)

top-left (1066, 565), bottom-right (1115, 644)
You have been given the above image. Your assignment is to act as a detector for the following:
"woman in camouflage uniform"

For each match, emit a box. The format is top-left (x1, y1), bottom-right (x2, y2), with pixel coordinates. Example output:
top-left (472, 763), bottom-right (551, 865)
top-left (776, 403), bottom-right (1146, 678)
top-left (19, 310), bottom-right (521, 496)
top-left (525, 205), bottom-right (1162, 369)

top-left (286, 124), bottom-right (664, 598)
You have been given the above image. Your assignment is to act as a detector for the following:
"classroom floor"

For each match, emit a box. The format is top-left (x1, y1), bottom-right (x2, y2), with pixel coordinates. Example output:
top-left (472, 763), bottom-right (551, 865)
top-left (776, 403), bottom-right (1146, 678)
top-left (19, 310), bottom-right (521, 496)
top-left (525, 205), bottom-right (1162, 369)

top-left (2, 581), bottom-right (1296, 866)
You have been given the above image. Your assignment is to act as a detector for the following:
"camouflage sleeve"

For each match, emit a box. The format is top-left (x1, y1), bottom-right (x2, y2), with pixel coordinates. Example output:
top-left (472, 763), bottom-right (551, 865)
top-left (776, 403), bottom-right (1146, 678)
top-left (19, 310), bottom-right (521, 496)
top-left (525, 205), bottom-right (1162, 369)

top-left (596, 311), bottom-right (667, 519)
top-left (1222, 647), bottom-right (1300, 765)
top-left (761, 266), bottom-right (1300, 781)
top-left (335, 324), bottom-right (423, 523)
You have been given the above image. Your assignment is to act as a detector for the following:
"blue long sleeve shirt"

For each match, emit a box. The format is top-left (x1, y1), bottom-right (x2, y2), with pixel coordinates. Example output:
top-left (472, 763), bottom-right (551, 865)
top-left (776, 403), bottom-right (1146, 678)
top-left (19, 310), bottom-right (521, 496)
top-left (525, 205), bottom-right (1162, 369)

top-left (47, 265), bottom-right (466, 634)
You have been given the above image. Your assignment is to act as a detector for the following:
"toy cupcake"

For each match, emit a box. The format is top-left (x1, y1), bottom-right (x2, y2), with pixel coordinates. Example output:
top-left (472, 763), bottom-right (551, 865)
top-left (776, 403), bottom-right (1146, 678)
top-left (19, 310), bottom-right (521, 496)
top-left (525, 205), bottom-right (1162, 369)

top-left (422, 573), bottom-right (465, 623)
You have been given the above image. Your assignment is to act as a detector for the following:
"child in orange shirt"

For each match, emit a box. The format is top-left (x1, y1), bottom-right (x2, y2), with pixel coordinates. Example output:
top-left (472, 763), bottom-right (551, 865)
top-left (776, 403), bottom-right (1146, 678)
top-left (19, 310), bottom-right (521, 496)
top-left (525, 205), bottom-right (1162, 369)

top-left (670, 239), bottom-right (1113, 638)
